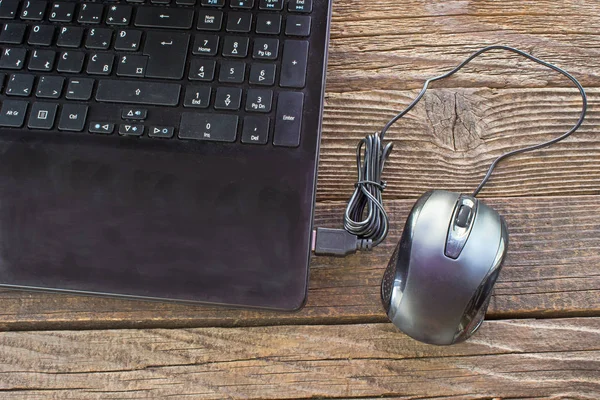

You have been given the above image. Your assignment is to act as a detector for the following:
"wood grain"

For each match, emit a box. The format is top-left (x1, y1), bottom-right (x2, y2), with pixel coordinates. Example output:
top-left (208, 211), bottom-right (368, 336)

top-left (0, 195), bottom-right (597, 331)
top-left (317, 88), bottom-right (598, 201)
top-left (0, 318), bottom-right (597, 399)
top-left (327, 0), bottom-right (600, 91)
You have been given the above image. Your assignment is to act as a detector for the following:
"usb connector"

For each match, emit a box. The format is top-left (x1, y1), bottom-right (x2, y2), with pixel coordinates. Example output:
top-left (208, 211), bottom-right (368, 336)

top-left (312, 227), bottom-right (373, 257)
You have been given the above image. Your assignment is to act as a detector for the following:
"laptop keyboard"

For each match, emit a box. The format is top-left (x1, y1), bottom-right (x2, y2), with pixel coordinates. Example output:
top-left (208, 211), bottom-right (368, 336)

top-left (0, 0), bottom-right (314, 147)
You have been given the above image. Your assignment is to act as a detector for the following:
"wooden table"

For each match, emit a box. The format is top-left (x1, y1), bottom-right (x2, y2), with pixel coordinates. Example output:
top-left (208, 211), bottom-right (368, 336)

top-left (1, 1), bottom-right (599, 398)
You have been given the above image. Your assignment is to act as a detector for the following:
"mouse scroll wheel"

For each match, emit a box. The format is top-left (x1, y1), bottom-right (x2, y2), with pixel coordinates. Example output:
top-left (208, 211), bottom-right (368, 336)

top-left (455, 205), bottom-right (472, 228)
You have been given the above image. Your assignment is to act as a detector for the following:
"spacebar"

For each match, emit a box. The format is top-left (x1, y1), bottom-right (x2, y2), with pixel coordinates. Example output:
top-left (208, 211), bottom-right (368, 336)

top-left (96, 80), bottom-right (181, 106)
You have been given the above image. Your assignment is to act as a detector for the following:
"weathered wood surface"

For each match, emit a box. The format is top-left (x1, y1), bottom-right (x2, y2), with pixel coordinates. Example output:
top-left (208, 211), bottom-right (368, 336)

top-left (0, 318), bottom-right (598, 399)
top-left (327, 0), bottom-right (600, 91)
top-left (318, 88), bottom-right (598, 201)
top-left (0, 195), bottom-right (597, 330)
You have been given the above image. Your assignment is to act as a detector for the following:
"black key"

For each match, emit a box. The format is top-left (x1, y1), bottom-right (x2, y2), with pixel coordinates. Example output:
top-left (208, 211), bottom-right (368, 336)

top-left (89, 122), bottom-right (115, 134)
top-left (148, 126), bottom-right (174, 139)
top-left (226, 12), bottom-right (252, 33)
top-left (28, 102), bottom-right (58, 130)
top-left (58, 104), bottom-right (88, 132)
top-left (85, 28), bottom-right (112, 50)
top-left (273, 91), bottom-right (303, 147)
top-left (106, 4), bottom-right (132, 26)
top-left (219, 61), bottom-right (245, 83)
top-left (188, 59), bottom-right (215, 81)
top-left (183, 85), bottom-right (211, 108)
top-left (118, 123), bottom-right (143, 136)
top-left (57, 51), bottom-right (85, 73)
top-left (242, 115), bottom-right (269, 144)
top-left (36, 76), bottom-right (63, 98)
top-left (0, 47), bottom-right (25, 69)
top-left (0, 100), bottom-right (27, 127)
top-left (222, 36), bottom-right (248, 58)
top-left (200, 0), bottom-right (225, 7)
top-left (197, 10), bottom-right (222, 31)
top-left (96, 80), bottom-right (181, 106)
top-left (192, 34), bottom-right (219, 56)
top-left (77, 3), bottom-right (103, 24)
top-left (231, 0), bottom-right (254, 9)
top-left (20, 0), bottom-right (46, 20)
top-left (280, 40), bottom-right (308, 88)
top-left (151, 0), bottom-right (171, 4)
top-left (121, 108), bottom-right (147, 120)
top-left (143, 31), bottom-right (190, 80)
top-left (253, 38), bottom-right (279, 59)
top-left (28, 24), bottom-right (55, 46)
top-left (28, 50), bottom-right (55, 72)
top-left (249, 63), bottom-right (276, 85)
top-left (259, 0), bottom-right (283, 10)
top-left (179, 113), bottom-right (238, 142)
top-left (49, 2), bottom-right (75, 22)
top-left (256, 14), bottom-right (281, 35)
top-left (0, 72), bottom-right (5, 90)
top-left (0, 23), bottom-right (26, 44)
top-left (135, 7), bottom-right (193, 29)
top-left (288, 0), bottom-right (312, 12)
top-left (87, 53), bottom-right (114, 75)
top-left (214, 87), bottom-right (242, 110)
top-left (116, 54), bottom-right (147, 77)
top-left (0, 0), bottom-right (19, 19)
top-left (6, 73), bottom-right (33, 96)
top-left (57, 26), bottom-right (84, 47)
top-left (245, 89), bottom-right (272, 112)
top-left (176, 0), bottom-right (197, 5)
top-left (285, 15), bottom-right (311, 36)
top-left (114, 29), bottom-right (141, 51)
top-left (66, 78), bottom-right (94, 101)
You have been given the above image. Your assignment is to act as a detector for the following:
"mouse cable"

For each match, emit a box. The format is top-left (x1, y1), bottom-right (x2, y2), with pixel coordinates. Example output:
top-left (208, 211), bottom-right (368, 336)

top-left (313, 45), bottom-right (588, 256)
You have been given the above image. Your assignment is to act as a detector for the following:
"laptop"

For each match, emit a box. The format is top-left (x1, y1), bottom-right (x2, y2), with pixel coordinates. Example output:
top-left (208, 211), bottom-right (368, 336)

top-left (0, 0), bottom-right (331, 310)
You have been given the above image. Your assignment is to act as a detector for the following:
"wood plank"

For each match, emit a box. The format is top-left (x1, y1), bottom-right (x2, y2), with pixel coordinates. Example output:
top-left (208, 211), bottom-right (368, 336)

top-left (327, 0), bottom-right (600, 91)
top-left (317, 88), bottom-right (598, 201)
top-left (0, 195), bottom-right (597, 330)
top-left (0, 318), bottom-right (598, 399)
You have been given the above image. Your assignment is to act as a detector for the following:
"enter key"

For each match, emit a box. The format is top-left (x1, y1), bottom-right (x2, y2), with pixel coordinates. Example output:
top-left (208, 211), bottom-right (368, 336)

top-left (143, 31), bottom-right (190, 80)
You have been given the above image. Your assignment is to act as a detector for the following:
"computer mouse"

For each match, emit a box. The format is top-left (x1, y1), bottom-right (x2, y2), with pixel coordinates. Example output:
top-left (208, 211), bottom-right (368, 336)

top-left (381, 190), bottom-right (509, 345)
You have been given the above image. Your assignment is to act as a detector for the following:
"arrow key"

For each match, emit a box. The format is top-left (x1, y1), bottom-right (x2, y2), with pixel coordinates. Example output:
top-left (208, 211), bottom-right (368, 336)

top-left (149, 126), bottom-right (174, 139)
top-left (121, 108), bottom-right (148, 120)
top-left (119, 124), bottom-right (144, 137)
top-left (89, 122), bottom-right (115, 135)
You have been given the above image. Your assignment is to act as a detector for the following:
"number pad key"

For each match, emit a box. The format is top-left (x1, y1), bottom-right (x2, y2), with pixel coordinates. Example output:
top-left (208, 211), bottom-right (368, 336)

top-left (256, 14), bottom-right (281, 34)
top-left (197, 10), bottom-right (223, 31)
top-left (193, 34), bottom-right (219, 56)
top-left (219, 61), bottom-right (245, 83)
top-left (222, 37), bottom-right (249, 58)
top-left (245, 89), bottom-right (272, 112)
top-left (226, 12), bottom-right (252, 33)
top-left (184, 86), bottom-right (211, 108)
top-left (249, 64), bottom-right (276, 86)
top-left (214, 87), bottom-right (242, 110)
top-left (253, 38), bottom-right (278, 59)
top-left (188, 59), bottom-right (215, 81)
top-left (242, 115), bottom-right (269, 145)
